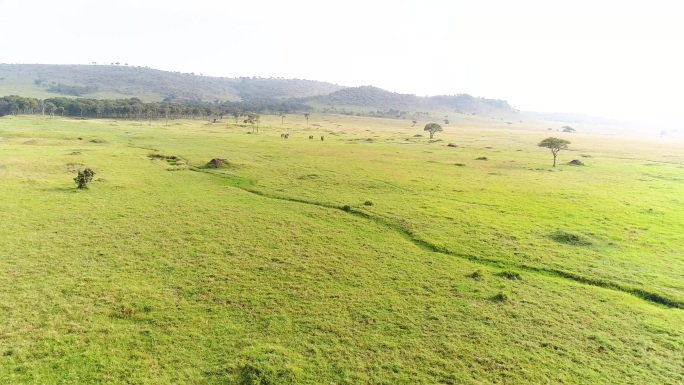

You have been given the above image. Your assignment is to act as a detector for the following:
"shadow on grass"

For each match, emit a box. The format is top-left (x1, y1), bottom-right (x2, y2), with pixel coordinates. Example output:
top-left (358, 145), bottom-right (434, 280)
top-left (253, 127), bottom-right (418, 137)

top-left (42, 187), bottom-right (82, 193)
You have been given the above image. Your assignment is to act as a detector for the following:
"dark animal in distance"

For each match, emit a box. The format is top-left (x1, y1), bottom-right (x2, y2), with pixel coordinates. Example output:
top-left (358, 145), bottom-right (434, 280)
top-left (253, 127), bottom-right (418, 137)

top-left (321, 136), bottom-right (324, 141)
top-left (309, 135), bottom-right (314, 139)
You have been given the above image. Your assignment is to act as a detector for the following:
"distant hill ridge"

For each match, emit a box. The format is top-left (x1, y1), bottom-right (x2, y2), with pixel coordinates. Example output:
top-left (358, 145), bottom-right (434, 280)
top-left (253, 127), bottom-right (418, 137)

top-left (309, 86), bottom-right (515, 114)
top-left (0, 64), bottom-right (516, 115)
top-left (0, 64), bottom-right (344, 103)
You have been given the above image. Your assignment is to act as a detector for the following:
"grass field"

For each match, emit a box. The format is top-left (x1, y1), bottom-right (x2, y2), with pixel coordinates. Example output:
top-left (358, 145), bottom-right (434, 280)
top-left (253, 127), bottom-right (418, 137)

top-left (1, 114), bottom-right (683, 384)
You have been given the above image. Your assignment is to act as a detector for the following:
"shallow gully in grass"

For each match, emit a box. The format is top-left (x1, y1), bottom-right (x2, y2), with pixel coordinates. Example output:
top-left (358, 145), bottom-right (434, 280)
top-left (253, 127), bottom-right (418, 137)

top-left (191, 167), bottom-right (684, 310)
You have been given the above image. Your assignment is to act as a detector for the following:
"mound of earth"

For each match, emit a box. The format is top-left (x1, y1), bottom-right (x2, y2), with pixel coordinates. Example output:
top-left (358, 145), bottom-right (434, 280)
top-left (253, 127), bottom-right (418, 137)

top-left (567, 159), bottom-right (584, 166)
top-left (206, 158), bottom-right (227, 168)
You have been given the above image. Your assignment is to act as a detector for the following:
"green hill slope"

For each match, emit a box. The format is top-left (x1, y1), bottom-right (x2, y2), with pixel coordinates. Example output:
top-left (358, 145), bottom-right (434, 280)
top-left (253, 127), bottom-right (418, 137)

top-left (1, 64), bottom-right (517, 117)
top-left (309, 85), bottom-right (517, 116)
top-left (310, 86), bottom-right (422, 109)
top-left (0, 64), bottom-right (344, 102)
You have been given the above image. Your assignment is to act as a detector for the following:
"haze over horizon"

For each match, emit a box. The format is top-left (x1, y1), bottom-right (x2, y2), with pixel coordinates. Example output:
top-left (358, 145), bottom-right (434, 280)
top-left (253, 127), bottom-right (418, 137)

top-left (1, 0), bottom-right (682, 127)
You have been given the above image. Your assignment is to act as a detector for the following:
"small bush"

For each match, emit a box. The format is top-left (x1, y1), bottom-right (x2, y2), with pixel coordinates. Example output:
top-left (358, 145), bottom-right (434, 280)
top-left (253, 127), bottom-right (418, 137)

top-left (491, 292), bottom-right (509, 302)
top-left (363, 200), bottom-right (374, 206)
top-left (342, 205), bottom-right (352, 212)
top-left (549, 230), bottom-right (593, 246)
top-left (468, 270), bottom-right (483, 279)
top-left (454, 163), bottom-right (466, 167)
top-left (447, 143), bottom-right (458, 147)
top-left (476, 157), bottom-right (488, 161)
top-left (74, 168), bottom-right (95, 189)
top-left (497, 270), bottom-right (522, 280)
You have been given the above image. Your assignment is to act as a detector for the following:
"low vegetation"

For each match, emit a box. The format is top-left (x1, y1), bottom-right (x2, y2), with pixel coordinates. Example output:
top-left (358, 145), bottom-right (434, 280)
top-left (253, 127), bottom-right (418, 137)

top-left (1, 113), bottom-right (683, 384)
top-left (73, 168), bottom-right (95, 189)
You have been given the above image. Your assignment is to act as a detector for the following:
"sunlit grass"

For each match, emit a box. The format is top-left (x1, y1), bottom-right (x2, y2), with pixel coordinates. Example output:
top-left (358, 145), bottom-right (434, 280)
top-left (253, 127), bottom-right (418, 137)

top-left (0, 115), bottom-right (683, 384)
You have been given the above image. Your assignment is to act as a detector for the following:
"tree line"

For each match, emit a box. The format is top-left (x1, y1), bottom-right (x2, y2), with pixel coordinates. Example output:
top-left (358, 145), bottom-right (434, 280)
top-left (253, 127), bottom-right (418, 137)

top-left (0, 95), bottom-right (310, 120)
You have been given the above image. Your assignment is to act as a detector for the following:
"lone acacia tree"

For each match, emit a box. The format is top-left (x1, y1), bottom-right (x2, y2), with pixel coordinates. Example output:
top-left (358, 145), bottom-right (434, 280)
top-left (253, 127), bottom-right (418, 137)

top-left (424, 123), bottom-right (443, 139)
top-left (304, 113), bottom-right (310, 125)
top-left (538, 137), bottom-right (571, 167)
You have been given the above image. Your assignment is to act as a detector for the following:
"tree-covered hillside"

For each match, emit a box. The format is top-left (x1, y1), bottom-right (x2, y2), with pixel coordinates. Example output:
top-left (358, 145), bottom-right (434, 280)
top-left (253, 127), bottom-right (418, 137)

top-left (0, 95), bottom-right (309, 119)
top-left (311, 86), bottom-right (422, 109)
top-left (0, 64), bottom-right (344, 103)
top-left (309, 86), bottom-right (517, 115)
top-left (0, 64), bottom-right (517, 117)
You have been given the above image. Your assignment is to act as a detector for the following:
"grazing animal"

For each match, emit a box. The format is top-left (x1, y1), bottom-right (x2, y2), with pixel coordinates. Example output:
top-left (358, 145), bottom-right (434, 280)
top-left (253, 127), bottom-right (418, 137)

top-left (320, 136), bottom-right (324, 141)
top-left (281, 133), bottom-right (284, 138)
top-left (285, 134), bottom-right (289, 139)
top-left (309, 135), bottom-right (314, 139)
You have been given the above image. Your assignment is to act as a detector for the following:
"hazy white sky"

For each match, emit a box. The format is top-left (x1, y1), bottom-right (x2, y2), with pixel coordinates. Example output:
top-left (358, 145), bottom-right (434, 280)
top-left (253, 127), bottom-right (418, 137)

top-left (1, 0), bottom-right (683, 124)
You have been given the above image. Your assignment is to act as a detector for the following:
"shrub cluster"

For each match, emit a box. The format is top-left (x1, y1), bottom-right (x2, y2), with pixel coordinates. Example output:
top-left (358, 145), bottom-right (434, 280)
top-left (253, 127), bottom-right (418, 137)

top-left (74, 168), bottom-right (95, 189)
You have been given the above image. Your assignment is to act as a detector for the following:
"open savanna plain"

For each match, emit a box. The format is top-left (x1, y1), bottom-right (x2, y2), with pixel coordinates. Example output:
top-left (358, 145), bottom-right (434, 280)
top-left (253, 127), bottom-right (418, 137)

top-left (1, 114), bottom-right (683, 384)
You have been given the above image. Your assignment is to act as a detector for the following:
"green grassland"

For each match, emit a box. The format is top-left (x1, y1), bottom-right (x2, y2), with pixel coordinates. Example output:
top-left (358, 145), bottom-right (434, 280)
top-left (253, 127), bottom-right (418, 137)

top-left (1, 114), bottom-right (683, 384)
